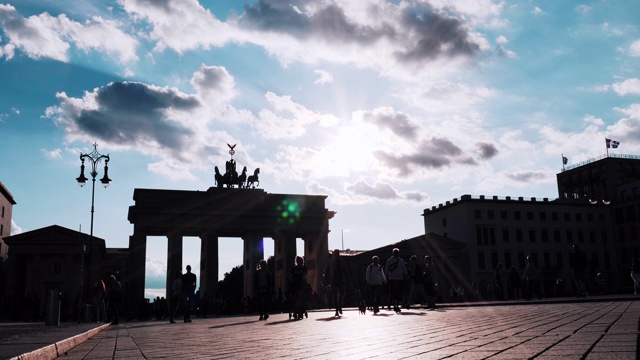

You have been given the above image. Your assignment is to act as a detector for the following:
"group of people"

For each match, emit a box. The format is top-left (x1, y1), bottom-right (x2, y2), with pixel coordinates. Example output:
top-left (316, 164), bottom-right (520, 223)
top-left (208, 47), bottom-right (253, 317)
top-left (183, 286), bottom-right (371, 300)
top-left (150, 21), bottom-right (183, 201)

top-left (168, 265), bottom-right (197, 323)
top-left (91, 274), bottom-right (122, 325)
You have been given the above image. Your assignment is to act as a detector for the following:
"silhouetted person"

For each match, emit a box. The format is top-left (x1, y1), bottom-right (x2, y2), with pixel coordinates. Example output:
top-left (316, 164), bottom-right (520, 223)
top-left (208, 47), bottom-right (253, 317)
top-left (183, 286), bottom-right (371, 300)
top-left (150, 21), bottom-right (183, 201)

top-left (632, 257), bottom-right (640, 295)
top-left (255, 259), bottom-right (272, 320)
top-left (169, 272), bottom-right (182, 323)
top-left (324, 249), bottom-right (350, 316)
top-left (289, 255), bottom-right (308, 320)
top-left (365, 255), bottom-right (386, 314)
top-left (181, 265), bottom-right (196, 322)
top-left (406, 255), bottom-right (421, 308)
top-left (107, 275), bottom-right (122, 325)
top-left (508, 266), bottom-right (521, 300)
top-left (385, 248), bottom-right (408, 313)
top-left (494, 263), bottom-right (504, 300)
top-left (570, 244), bottom-right (588, 298)
top-left (421, 256), bottom-right (437, 309)
top-left (92, 280), bottom-right (107, 323)
top-left (523, 256), bottom-right (542, 300)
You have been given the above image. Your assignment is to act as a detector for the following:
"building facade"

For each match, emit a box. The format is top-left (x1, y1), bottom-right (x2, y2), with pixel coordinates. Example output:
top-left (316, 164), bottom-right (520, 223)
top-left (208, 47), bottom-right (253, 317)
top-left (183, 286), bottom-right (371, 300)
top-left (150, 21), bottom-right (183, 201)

top-left (423, 154), bottom-right (640, 296)
top-left (0, 181), bottom-right (16, 262)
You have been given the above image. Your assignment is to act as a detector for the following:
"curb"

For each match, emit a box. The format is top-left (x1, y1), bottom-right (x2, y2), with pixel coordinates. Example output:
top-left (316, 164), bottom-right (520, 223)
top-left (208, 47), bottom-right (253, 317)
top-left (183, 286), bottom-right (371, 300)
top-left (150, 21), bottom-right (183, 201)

top-left (10, 323), bottom-right (110, 360)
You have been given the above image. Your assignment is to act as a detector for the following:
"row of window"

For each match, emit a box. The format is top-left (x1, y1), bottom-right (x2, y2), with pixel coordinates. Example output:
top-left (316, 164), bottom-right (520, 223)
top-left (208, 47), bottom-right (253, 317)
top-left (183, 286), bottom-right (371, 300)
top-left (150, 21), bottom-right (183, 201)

top-left (477, 250), bottom-right (610, 272)
top-left (474, 226), bottom-right (619, 245)
top-left (471, 209), bottom-right (601, 222)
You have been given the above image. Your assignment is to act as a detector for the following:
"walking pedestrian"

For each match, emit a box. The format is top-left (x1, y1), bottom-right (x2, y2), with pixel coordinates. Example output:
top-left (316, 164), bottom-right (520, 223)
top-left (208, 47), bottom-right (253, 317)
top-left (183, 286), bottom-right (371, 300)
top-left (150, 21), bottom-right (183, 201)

top-left (508, 266), bottom-right (521, 300)
top-left (631, 257), bottom-right (640, 295)
top-left (365, 255), bottom-right (386, 314)
top-left (422, 256), bottom-right (437, 309)
top-left (289, 255), bottom-right (308, 320)
top-left (385, 248), bottom-right (408, 313)
top-left (181, 265), bottom-right (196, 322)
top-left (570, 244), bottom-right (588, 298)
top-left (494, 263), bottom-right (504, 300)
top-left (255, 259), bottom-right (272, 320)
top-left (169, 271), bottom-right (182, 323)
top-left (106, 275), bottom-right (122, 325)
top-left (323, 249), bottom-right (351, 316)
top-left (92, 280), bottom-right (107, 323)
top-left (523, 256), bottom-right (542, 300)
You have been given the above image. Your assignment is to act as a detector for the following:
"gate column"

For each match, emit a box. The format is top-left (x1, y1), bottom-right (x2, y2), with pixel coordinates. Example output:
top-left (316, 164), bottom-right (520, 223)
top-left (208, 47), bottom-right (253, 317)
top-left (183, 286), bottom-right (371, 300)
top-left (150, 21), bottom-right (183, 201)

top-left (303, 230), bottom-right (329, 292)
top-left (242, 234), bottom-right (264, 297)
top-left (273, 231), bottom-right (296, 293)
top-left (200, 232), bottom-right (218, 313)
top-left (127, 231), bottom-right (147, 311)
top-left (166, 233), bottom-right (183, 301)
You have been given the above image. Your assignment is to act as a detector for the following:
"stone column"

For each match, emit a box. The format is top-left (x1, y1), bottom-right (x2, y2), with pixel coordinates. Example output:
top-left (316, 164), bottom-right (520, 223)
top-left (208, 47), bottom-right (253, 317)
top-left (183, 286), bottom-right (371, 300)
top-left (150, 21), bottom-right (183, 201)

top-left (302, 231), bottom-right (329, 293)
top-left (273, 231), bottom-right (296, 293)
top-left (166, 233), bottom-right (183, 301)
top-left (200, 232), bottom-right (218, 313)
top-left (127, 231), bottom-right (147, 311)
top-left (242, 234), bottom-right (264, 297)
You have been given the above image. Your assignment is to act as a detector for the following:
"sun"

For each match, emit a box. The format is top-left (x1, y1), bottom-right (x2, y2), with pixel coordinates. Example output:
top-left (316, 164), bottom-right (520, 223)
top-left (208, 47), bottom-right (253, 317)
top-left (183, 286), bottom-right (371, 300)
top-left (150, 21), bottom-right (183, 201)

top-left (312, 122), bottom-right (379, 178)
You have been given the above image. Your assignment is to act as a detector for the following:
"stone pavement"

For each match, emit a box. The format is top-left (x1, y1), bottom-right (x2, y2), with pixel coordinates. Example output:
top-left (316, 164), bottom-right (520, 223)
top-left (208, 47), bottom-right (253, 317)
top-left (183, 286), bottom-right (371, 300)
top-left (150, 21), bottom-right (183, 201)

top-left (18, 299), bottom-right (638, 360)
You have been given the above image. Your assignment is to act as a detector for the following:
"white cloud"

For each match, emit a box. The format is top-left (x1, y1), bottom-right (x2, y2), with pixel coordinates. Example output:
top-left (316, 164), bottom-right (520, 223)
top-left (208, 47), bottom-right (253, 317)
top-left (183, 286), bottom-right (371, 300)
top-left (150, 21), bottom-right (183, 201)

top-left (630, 39), bottom-right (640, 57)
top-left (612, 78), bottom-right (640, 96)
top-left (314, 69), bottom-right (334, 84)
top-left (0, 4), bottom-right (138, 63)
top-left (532, 7), bottom-right (544, 15)
top-left (11, 220), bottom-right (23, 235)
top-left (42, 148), bottom-right (63, 159)
top-left (119, 0), bottom-right (236, 54)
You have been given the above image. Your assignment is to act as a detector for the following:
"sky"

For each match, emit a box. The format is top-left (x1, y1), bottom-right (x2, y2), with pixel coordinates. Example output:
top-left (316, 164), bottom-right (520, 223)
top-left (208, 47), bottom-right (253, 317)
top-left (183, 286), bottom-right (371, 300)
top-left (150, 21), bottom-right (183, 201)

top-left (1, 0), bottom-right (639, 299)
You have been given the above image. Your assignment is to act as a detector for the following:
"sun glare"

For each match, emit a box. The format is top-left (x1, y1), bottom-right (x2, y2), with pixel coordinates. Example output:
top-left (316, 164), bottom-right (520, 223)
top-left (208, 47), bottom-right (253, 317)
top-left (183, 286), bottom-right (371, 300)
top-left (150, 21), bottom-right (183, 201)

top-left (313, 124), bottom-right (377, 178)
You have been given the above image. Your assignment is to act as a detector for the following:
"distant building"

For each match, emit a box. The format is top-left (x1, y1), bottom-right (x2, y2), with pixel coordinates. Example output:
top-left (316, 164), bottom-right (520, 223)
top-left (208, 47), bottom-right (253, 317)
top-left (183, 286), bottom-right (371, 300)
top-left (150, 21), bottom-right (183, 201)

top-left (423, 154), bottom-right (640, 296)
top-left (0, 181), bottom-right (16, 262)
top-left (2, 225), bottom-right (129, 322)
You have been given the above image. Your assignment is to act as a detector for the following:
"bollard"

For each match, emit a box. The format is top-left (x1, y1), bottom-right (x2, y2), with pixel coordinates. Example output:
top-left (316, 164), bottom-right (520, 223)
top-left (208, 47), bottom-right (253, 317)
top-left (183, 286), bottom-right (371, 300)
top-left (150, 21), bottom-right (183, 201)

top-left (45, 290), bottom-right (61, 326)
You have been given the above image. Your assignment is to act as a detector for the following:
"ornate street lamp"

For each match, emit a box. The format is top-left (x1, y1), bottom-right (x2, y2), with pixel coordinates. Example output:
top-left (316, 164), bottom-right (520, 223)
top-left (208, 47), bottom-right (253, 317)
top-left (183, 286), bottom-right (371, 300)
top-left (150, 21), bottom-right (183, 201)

top-left (75, 143), bottom-right (111, 313)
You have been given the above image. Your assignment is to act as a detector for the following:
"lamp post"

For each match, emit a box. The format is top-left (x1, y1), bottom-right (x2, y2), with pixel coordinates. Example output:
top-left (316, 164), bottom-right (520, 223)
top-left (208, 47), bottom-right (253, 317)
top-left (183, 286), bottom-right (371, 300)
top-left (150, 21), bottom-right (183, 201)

top-left (75, 143), bottom-right (111, 312)
top-left (588, 199), bottom-right (611, 293)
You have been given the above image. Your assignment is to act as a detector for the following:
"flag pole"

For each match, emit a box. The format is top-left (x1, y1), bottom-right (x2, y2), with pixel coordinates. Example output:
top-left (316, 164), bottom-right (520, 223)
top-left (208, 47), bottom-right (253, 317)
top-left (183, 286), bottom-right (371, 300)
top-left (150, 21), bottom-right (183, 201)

top-left (561, 153), bottom-right (565, 171)
top-left (605, 138), bottom-right (609, 157)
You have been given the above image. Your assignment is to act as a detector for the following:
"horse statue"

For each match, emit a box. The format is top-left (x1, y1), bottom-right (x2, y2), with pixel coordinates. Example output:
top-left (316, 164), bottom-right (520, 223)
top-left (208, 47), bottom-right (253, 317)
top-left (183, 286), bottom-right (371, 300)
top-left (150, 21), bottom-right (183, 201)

top-left (214, 166), bottom-right (224, 188)
top-left (223, 159), bottom-right (238, 187)
top-left (237, 166), bottom-right (247, 188)
top-left (246, 168), bottom-right (260, 188)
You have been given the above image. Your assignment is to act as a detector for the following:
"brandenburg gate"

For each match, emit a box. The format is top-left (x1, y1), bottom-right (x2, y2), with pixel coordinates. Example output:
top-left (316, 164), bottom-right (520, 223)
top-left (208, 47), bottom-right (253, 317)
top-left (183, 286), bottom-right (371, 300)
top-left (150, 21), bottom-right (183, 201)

top-left (126, 187), bottom-right (334, 308)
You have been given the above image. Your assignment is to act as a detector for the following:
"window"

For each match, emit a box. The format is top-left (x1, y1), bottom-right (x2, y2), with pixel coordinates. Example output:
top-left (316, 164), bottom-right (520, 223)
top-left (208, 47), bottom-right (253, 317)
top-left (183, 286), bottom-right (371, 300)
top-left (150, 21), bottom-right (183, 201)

top-left (476, 226), bottom-right (496, 246)
top-left (49, 263), bottom-right (61, 274)
top-left (488, 210), bottom-right (495, 219)
top-left (566, 230), bottom-right (573, 243)
top-left (514, 211), bottom-right (521, 220)
top-left (516, 229), bottom-right (523, 242)
top-left (577, 230), bottom-right (585, 243)
top-left (589, 231), bottom-right (596, 243)
top-left (564, 212), bottom-right (571, 221)
top-left (474, 210), bottom-right (481, 219)
top-left (491, 252), bottom-right (499, 269)
top-left (554, 230), bottom-right (561, 243)
top-left (528, 229), bottom-right (536, 242)
top-left (442, 218), bottom-right (447, 227)
top-left (591, 253), bottom-right (599, 268)
top-left (1, 206), bottom-right (4, 218)
top-left (587, 213), bottom-right (594, 222)
top-left (575, 213), bottom-right (582, 222)
top-left (478, 252), bottom-right (486, 269)
top-left (504, 252), bottom-right (512, 268)
top-left (541, 229), bottom-right (549, 243)
top-left (0, 224), bottom-right (3, 236)
top-left (527, 211), bottom-right (533, 220)
top-left (500, 210), bottom-right (508, 220)
top-left (539, 212), bottom-right (546, 221)
top-left (502, 228), bottom-right (510, 242)
top-left (543, 252), bottom-right (551, 269)
top-left (552, 212), bottom-right (559, 221)
top-left (556, 253), bottom-right (563, 268)
top-left (518, 252), bottom-right (526, 268)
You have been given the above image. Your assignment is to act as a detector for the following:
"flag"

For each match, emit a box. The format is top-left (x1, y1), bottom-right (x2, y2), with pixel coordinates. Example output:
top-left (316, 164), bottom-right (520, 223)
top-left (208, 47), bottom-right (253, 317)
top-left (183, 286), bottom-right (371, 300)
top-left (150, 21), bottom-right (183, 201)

top-left (562, 156), bottom-right (568, 165)
top-left (606, 138), bottom-right (620, 149)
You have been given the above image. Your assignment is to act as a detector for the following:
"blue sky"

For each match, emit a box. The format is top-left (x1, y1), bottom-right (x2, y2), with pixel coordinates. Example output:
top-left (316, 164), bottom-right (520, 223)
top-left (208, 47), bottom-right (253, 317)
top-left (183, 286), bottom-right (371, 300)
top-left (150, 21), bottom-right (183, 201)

top-left (2, 0), bottom-right (639, 298)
